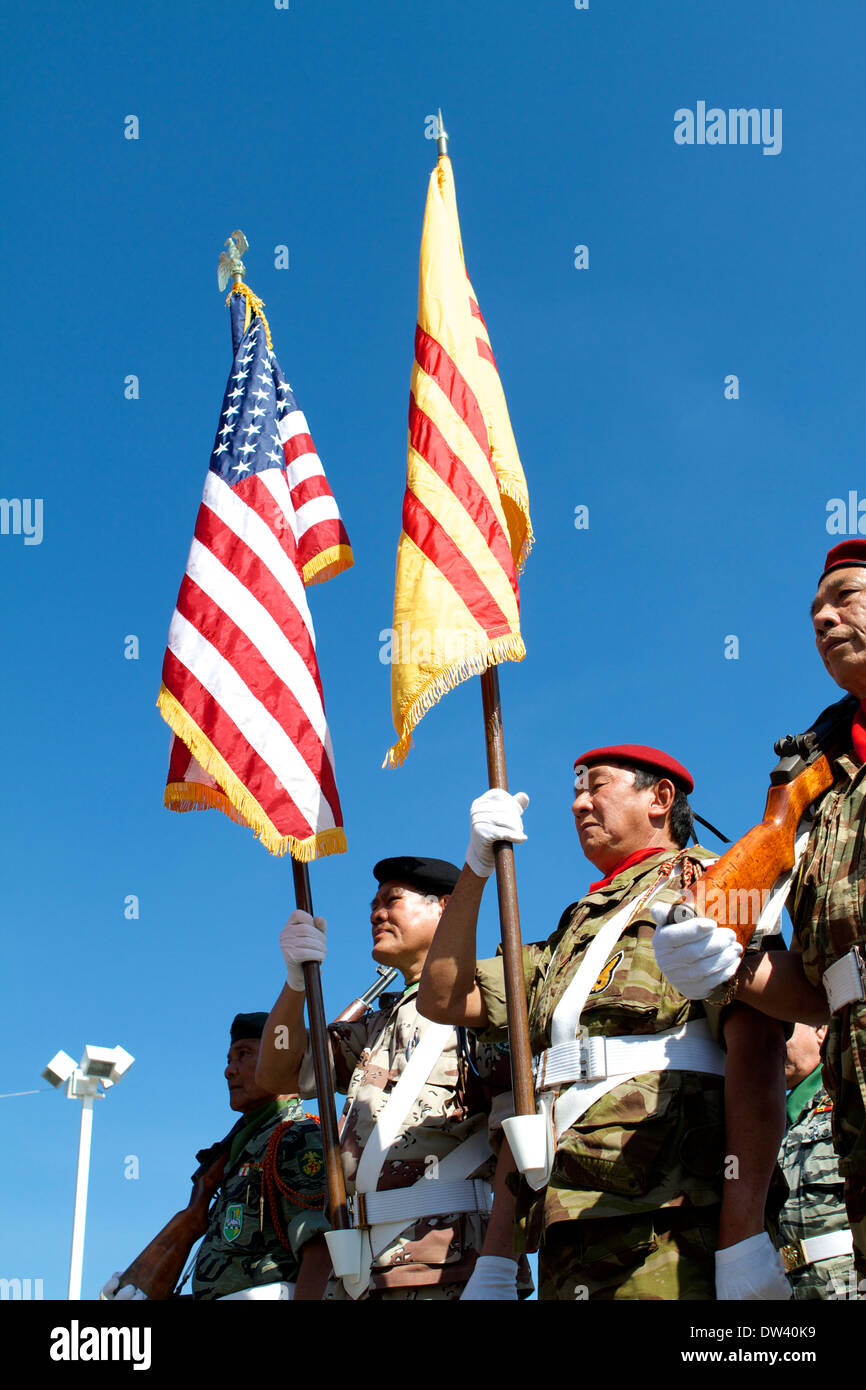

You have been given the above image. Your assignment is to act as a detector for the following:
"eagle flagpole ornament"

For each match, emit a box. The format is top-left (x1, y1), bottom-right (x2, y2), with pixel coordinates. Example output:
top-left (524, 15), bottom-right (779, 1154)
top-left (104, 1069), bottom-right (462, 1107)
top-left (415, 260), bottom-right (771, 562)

top-left (157, 233), bottom-right (353, 1232)
top-left (385, 121), bottom-right (538, 1131)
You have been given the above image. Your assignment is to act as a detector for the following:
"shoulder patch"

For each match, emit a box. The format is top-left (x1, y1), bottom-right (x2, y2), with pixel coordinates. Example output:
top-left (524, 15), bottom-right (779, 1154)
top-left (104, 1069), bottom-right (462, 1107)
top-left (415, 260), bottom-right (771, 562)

top-left (589, 950), bottom-right (625, 997)
top-left (301, 1149), bottom-right (324, 1177)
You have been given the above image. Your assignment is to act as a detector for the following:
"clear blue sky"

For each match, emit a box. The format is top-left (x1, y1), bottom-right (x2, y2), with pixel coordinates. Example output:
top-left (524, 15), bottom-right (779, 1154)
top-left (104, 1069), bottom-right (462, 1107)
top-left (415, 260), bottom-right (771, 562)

top-left (3, 0), bottom-right (864, 1299)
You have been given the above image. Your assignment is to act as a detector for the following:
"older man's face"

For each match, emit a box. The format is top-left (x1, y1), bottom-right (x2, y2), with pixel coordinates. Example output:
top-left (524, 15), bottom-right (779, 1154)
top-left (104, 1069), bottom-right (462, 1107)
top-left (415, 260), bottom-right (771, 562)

top-left (369, 881), bottom-right (444, 981)
top-left (811, 567), bottom-right (866, 699)
top-left (571, 763), bottom-right (673, 872)
top-left (225, 1037), bottom-right (276, 1114)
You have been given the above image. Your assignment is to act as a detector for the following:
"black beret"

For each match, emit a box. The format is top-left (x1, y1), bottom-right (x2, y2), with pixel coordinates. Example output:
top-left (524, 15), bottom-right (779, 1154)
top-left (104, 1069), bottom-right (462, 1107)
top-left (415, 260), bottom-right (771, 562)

top-left (373, 856), bottom-right (461, 897)
top-left (230, 1012), bottom-right (269, 1043)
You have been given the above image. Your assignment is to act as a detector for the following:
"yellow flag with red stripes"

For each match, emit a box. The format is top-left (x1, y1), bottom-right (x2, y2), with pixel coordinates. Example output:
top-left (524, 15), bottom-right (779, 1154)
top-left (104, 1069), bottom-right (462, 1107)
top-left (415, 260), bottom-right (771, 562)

top-left (384, 153), bottom-right (533, 767)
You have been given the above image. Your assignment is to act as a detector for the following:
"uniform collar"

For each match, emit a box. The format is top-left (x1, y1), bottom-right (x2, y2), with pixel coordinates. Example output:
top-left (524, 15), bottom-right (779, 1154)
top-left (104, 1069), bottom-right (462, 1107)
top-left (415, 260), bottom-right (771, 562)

top-left (227, 1096), bottom-right (302, 1166)
top-left (587, 847), bottom-right (670, 893)
top-left (786, 1064), bottom-right (824, 1126)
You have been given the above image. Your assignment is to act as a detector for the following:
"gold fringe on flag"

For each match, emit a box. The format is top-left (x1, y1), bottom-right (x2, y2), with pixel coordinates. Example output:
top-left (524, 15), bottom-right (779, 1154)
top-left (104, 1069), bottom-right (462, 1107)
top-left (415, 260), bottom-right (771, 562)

top-left (157, 684), bottom-right (346, 859)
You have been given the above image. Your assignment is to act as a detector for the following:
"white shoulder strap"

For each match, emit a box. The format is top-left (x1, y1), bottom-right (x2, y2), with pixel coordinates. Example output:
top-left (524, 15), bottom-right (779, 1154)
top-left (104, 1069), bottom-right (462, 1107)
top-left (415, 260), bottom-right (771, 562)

top-left (354, 1019), bottom-right (452, 1196)
top-left (550, 866), bottom-right (679, 1047)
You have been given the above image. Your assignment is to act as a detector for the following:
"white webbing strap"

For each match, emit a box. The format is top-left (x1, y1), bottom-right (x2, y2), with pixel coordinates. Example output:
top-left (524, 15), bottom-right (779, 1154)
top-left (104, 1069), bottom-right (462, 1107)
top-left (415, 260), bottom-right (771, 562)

top-left (340, 1127), bottom-right (493, 1299)
top-left (354, 1019), bottom-right (452, 1196)
top-left (538, 1018), bottom-right (727, 1089)
top-left (552, 1019), bottom-right (725, 1141)
top-left (823, 949), bottom-right (866, 1012)
top-left (339, 1020), bottom-right (492, 1299)
top-left (548, 863), bottom-right (683, 1048)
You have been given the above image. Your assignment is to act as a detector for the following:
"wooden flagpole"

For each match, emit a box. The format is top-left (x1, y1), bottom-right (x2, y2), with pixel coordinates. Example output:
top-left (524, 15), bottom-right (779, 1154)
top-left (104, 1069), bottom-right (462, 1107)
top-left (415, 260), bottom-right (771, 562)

top-left (291, 859), bottom-right (350, 1231)
top-left (480, 667), bottom-right (535, 1118)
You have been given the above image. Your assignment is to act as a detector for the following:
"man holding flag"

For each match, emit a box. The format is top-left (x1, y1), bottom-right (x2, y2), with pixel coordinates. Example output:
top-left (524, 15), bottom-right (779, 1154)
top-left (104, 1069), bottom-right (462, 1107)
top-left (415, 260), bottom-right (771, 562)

top-left (156, 247), bottom-right (355, 1242)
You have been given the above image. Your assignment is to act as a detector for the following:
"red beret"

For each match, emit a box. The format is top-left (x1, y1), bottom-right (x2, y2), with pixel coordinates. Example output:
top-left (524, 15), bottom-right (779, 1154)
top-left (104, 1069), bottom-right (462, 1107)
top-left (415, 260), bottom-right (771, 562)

top-left (821, 540), bottom-right (866, 580)
top-left (574, 744), bottom-right (694, 794)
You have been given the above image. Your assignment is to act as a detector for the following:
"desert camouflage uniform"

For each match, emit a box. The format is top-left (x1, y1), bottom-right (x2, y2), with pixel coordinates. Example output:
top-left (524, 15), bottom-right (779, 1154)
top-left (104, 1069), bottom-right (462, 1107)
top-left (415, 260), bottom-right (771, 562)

top-left (790, 745), bottom-right (866, 1277)
top-left (317, 983), bottom-right (526, 1299)
top-left (476, 849), bottom-right (726, 1300)
top-left (192, 1097), bottom-right (330, 1299)
top-left (776, 1069), bottom-right (855, 1299)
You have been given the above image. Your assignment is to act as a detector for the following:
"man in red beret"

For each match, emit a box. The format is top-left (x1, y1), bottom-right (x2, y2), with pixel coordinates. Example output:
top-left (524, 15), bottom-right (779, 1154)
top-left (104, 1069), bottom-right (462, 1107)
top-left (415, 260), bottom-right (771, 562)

top-left (418, 748), bottom-right (789, 1299)
top-left (653, 541), bottom-right (866, 1289)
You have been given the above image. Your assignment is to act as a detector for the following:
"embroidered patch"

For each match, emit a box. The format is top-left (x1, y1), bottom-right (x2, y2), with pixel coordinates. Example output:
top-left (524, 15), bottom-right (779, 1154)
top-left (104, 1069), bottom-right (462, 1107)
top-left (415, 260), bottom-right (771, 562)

top-left (223, 1204), bottom-right (244, 1242)
top-left (302, 1150), bottom-right (324, 1177)
top-left (589, 950), bottom-right (625, 997)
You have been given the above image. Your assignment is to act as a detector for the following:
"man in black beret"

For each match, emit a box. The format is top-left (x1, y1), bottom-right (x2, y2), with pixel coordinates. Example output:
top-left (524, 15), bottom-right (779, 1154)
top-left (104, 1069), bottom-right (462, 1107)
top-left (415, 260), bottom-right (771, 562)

top-left (101, 1012), bottom-right (332, 1300)
top-left (256, 856), bottom-right (530, 1300)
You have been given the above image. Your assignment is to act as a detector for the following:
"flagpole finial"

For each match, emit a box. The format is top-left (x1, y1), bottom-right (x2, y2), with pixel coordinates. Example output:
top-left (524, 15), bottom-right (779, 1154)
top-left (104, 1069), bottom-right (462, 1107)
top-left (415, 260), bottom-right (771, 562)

top-left (218, 230), bottom-right (249, 292)
top-left (436, 108), bottom-right (449, 157)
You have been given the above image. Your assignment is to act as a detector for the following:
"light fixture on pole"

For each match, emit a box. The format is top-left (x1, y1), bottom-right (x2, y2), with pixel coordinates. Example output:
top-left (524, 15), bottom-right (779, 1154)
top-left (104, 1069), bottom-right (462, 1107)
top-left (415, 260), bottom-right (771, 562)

top-left (42, 1044), bottom-right (135, 1300)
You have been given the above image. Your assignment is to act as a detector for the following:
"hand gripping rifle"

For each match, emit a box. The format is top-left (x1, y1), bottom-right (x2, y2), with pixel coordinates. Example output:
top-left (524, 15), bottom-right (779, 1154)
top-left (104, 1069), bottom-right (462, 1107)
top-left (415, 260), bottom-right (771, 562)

top-left (328, 965), bottom-right (399, 1027)
top-left (113, 1118), bottom-right (246, 1299)
top-left (674, 696), bottom-right (857, 948)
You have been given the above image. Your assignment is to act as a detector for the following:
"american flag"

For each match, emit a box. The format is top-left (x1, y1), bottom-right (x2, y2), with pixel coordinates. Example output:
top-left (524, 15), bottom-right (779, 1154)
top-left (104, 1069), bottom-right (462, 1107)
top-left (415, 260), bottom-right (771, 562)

top-left (157, 289), bottom-right (353, 859)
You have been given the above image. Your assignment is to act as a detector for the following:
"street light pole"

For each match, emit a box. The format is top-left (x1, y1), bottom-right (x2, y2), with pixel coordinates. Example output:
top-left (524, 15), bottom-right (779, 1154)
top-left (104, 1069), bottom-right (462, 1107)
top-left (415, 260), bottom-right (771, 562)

top-left (68, 1085), bottom-right (97, 1300)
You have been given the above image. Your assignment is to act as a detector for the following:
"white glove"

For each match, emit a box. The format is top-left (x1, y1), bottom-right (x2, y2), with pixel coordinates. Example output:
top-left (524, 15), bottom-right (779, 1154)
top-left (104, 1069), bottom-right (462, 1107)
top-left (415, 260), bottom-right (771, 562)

top-left (460, 1255), bottom-right (519, 1300)
top-left (466, 789), bottom-right (529, 879)
top-left (715, 1234), bottom-right (792, 1300)
top-left (649, 903), bottom-right (742, 1000)
top-left (280, 910), bottom-right (327, 991)
top-left (99, 1272), bottom-right (148, 1301)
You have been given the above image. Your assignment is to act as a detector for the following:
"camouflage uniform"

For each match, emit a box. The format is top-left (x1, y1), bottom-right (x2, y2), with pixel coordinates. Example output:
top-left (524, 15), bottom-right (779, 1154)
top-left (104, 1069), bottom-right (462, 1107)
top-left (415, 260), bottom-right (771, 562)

top-left (192, 1097), bottom-right (330, 1299)
top-left (476, 849), bottom-right (726, 1300)
top-left (790, 744), bottom-right (866, 1277)
top-left (776, 1068), bottom-right (856, 1299)
top-left (319, 983), bottom-right (525, 1299)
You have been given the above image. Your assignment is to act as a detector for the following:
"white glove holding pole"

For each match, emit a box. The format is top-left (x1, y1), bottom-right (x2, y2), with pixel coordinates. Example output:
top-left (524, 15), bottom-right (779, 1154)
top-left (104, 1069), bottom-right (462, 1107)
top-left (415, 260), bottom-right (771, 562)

top-left (466, 789), bottom-right (529, 879)
top-left (280, 910), bottom-right (327, 992)
top-left (459, 1255), bottom-right (520, 1300)
top-left (99, 1272), bottom-right (148, 1301)
top-left (715, 1234), bottom-right (792, 1300)
top-left (649, 903), bottom-right (743, 1000)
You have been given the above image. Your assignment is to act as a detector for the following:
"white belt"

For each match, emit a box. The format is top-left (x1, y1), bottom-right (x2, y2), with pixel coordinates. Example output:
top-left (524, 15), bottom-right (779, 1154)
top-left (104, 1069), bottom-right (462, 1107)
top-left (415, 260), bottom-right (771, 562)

top-left (217, 1281), bottom-right (295, 1301)
top-left (506, 1020), bottom-right (726, 1192)
top-left (535, 1024), bottom-right (727, 1091)
top-left (780, 1230), bottom-right (853, 1273)
top-left (354, 1177), bottom-right (493, 1227)
top-left (823, 949), bottom-right (866, 1013)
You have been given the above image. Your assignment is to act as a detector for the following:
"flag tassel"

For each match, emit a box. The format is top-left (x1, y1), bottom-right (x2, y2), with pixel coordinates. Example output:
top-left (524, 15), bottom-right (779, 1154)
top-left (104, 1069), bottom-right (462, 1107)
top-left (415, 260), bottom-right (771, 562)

top-left (158, 684), bottom-right (346, 859)
top-left (383, 632), bottom-right (526, 768)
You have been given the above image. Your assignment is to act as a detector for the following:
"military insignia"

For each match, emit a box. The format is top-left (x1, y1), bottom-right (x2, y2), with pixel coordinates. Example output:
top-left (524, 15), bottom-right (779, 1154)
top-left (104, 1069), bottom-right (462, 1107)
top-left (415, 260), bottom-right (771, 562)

top-left (223, 1204), bottom-right (244, 1242)
top-left (589, 951), bottom-right (625, 997)
top-left (302, 1150), bottom-right (324, 1177)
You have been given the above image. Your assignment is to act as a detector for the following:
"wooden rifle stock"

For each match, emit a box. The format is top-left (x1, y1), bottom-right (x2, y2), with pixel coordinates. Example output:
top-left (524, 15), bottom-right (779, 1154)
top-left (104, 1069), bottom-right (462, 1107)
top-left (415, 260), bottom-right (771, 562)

top-left (683, 754), bottom-right (834, 949)
top-left (676, 694), bottom-right (859, 949)
top-left (328, 967), bottom-right (399, 1027)
top-left (115, 1129), bottom-right (240, 1299)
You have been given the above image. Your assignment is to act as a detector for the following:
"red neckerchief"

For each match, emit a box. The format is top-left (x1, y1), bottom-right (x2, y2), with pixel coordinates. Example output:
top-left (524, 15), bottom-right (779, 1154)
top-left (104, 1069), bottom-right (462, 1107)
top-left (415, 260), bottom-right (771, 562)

top-left (852, 700), bottom-right (866, 763)
top-left (588, 847), bottom-right (663, 893)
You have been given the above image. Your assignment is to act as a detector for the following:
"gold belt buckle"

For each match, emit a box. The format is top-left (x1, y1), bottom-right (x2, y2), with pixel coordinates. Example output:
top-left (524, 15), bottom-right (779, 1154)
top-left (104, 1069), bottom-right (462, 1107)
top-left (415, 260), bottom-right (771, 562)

top-left (780, 1241), bottom-right (805, 1273)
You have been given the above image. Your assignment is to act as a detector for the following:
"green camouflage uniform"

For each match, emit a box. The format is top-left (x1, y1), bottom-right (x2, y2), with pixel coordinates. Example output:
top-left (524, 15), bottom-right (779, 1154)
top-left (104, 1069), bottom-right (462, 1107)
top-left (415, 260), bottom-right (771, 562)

top-left (790, 744), bottom-right (866, 1278)
top-left (777, 1067), bottom-right (856, 1299)
top-left (476, 849), bottom-right (726, 1301)
top-left (192, 1097), bottom-right (330, 1299)
top-left (316, 983), bottom-right (526, 1299)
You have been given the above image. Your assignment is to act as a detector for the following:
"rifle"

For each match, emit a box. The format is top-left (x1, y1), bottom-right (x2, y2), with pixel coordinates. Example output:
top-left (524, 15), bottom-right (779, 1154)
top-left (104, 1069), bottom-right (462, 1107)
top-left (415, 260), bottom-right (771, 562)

top-left (678, 696), bottom-right (857, 949)
top-left (114, 1118), bottom-right (245, 1300)
top-left (329, 965), bottom-right (399, 1027)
